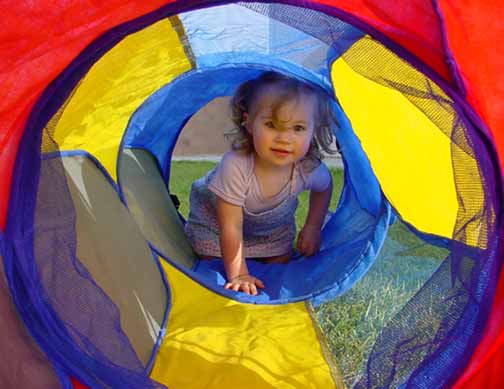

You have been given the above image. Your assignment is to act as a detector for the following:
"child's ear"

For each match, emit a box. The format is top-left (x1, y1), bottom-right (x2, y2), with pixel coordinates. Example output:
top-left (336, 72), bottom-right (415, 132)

top-left (242, 112), bottom-right (252, 134)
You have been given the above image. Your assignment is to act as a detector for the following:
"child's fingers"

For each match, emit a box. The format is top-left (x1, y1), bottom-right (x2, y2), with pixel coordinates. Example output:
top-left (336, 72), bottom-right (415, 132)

top-left (242, 283), bottom-right (251, 295)
top-left (304, 243), bottom-right (315, 256)
top-left (299, 241), bottom-right (309, 256)
top-left (224, 278), bottom-right (264, 295)
top-left (297, 239), bottom-right (304, 253)
top-left (255, 278), bottom-right (265, 289)
top-left (296, 235), bottom-right (304, 251)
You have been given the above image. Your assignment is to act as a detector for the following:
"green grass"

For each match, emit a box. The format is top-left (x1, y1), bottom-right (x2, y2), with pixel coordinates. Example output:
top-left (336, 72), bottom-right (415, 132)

top-left (169, 161), bottom-right (217, 218)
top-left (169, 160), bottom-right (445, 386)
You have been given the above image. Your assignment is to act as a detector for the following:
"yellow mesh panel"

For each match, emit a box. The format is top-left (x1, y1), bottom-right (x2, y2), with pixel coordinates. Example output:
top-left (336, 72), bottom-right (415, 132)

top-left (331, 56), bottom-right (458, 239)
top-left (52, 18), bottom-right (192, 181)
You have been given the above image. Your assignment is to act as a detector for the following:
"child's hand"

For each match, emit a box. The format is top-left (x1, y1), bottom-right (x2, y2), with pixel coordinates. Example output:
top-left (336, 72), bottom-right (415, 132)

top-left (297, 225), bottom-right (321, 256)
top-left (225, 274), bottom-right (265, 296)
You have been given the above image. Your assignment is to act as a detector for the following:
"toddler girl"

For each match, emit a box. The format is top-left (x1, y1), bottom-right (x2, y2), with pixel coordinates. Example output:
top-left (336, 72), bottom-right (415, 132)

top-left (185, 71), bottom-right (338, 295)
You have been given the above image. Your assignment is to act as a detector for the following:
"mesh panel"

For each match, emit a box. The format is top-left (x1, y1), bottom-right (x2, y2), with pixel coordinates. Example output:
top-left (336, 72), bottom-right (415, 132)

top-left (340, 36), bottom-right (492, 250)
top-left (316, 220), bottom-right (447, 384)
top-left (241, 2), bottom-right (364, 58)
top-left (13, 86), bottom-right (168, 387)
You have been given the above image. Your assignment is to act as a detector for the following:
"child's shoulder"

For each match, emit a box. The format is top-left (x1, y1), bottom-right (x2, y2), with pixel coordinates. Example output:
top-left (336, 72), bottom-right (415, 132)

top-left (218, 149), bottom-right (254, 179)
top-left (221, 149), bottom-right (250, 163)
top-left (297, 158), bottom-right (331, 190)
top-left (208, 150), bottom-right (254, 200)
top-left (297, 157), bottom-right (327, 175)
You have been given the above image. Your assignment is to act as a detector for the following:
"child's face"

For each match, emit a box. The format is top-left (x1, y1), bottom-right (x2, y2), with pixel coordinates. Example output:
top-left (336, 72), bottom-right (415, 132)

top-left (245, 85), bottom-right (317, 169)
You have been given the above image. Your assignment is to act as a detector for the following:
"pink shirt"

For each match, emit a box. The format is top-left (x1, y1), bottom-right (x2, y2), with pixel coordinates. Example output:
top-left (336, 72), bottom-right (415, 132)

top-left (208, 150), bottom-right (331, 212)
top-left (184, 150), bottom-right (332, 258)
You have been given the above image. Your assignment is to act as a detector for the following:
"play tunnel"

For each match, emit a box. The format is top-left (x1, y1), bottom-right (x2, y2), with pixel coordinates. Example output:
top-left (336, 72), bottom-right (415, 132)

top-left (1, 1), bottom-right (503, 388)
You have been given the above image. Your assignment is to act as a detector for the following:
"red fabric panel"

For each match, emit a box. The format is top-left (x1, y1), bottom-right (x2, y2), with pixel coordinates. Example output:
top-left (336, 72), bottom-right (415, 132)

top-left (437, 0), bottom-right (504, 170)
top-left (436, 2), bottom-right (504, 386)
top-left (0, 0), bottom-right (175, 230)
top-left (455, 344), bottom-right (504, 388)
top-left (315, 0), bottom-right (451, 81)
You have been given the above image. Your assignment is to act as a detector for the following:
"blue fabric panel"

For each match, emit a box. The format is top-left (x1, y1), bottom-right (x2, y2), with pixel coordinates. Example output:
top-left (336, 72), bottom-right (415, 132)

top-left (41, 150), bottom-right (173, 375)
top-left (236, 3), bottom-right (365, 65)
top-left (311, 188), bottom-right (391, 306)
top-left (180, 4), bottom-right (330, 77)
top-left (123, 61), bottom-right (382, 197)
top-left (190, 183), bottom-right (390, 305)
top-left (122, 62), bottom-right (387, 304)
top-left (124, 63), bottom-right (327, 180)
top-left (123, 67), bottom-right (261, 179)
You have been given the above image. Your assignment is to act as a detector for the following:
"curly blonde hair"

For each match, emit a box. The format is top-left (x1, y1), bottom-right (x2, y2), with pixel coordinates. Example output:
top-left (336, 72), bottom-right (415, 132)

top-left (226, 71), bottom-right (339, 169)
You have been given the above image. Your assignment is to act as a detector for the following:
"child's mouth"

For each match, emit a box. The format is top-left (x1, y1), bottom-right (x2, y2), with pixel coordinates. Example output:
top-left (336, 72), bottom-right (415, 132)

top-left (271, 148), bottom-right (291, 157)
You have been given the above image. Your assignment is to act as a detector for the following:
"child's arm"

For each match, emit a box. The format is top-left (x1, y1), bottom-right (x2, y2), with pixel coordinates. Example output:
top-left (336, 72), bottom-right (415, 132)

top-left (297, 176), bottom-right (333, 256)
top-left (216, 197), bottom-right (265, 295)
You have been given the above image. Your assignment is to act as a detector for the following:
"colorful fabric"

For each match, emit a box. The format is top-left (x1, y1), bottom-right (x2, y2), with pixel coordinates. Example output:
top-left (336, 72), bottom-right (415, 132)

top-left (0, 2), bottom-right (502, 389)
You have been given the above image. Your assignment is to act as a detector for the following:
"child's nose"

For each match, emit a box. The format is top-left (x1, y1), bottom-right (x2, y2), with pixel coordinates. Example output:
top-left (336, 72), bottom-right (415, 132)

top-left (275, 129), bottom-right (293, 143)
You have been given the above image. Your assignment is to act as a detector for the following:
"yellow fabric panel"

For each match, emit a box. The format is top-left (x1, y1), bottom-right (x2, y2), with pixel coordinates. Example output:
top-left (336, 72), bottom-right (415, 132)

top-left (151, 261), bottom-right (338, 389)
top-left (52, 18), bottom-right (192, 181)
top-left (331, 58), bottom-right (458, 239)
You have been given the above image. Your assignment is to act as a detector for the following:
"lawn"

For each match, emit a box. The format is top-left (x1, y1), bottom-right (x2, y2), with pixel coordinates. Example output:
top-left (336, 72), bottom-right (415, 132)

top-left (169, 160), bottom-right (446, 386)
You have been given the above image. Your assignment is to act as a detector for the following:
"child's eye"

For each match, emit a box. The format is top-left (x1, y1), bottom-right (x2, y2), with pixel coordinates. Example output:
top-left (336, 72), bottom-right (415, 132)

top-left (294, 125), bottom-right (306, 132)
top-left (265, 121), bottom-right (275, 128)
